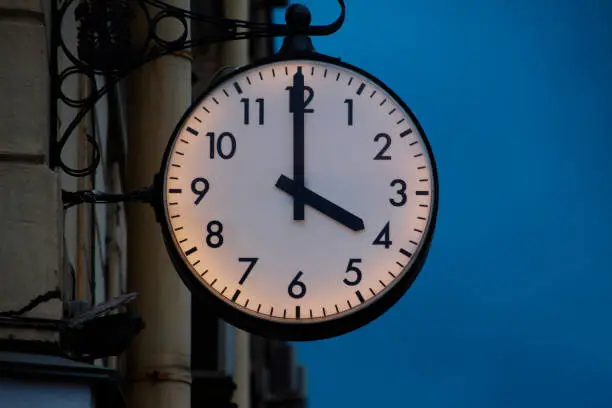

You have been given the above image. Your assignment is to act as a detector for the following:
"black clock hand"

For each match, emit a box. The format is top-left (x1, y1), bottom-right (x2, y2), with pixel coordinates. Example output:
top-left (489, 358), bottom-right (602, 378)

top-left (291, 67), bottom-right (306, 221)
top-left (275, 175), bottom-right (365, 232)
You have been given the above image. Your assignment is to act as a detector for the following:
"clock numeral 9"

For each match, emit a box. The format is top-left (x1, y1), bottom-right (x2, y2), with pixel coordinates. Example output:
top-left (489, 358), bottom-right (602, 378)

top-left (206, 220), bottom-right (224, 248)
top-left (288, 271), bottom-right (307, 299)
top-left (206, 131), bottom-right (236, 159)
top-left (374, 133), bottom-right (392, 160)
top-left (240, 98), bottom-right (264, 125)
top-left (191, 177), bottom-right (209, 205)
top-left (390, 179), bottom-right (407, 207)
top-left (372, 222), bottom-right (392, 249)
top-left (343, 258), bottom-right (362, 286)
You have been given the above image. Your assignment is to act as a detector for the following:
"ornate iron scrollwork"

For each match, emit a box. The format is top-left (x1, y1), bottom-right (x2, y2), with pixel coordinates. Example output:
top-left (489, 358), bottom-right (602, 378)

top-left (51, 0), bottom-right (345, 179)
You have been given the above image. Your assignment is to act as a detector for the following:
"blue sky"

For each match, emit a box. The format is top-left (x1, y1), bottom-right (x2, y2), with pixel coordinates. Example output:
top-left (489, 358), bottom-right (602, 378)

top-left (276, 1), bottom-right (612, 407)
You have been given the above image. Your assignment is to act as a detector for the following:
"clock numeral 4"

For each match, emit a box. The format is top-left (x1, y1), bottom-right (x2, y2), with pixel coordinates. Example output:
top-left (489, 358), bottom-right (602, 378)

top-left (343, 258), bottom-right (363, 286)
top-left (288, 271), bottom-right (307, 299)
top-left (344, 99), bottom-right (353, 126)
top-left (390, 179), bottom-right (407, 207)
top-left (206, 131), bottom-right (236, 159)
top-left (206, 220), bottom-right (224, 248)
top-left (374, 133), bottom-right (392, 160)
top-left (238, 257), bottom-right (258, 285)
top-left (240, 98), bottom-right (264, 125)
top-left (191, 177), bottom-right (209, 205)
top-left (372, 222), bottom-right (392, 249)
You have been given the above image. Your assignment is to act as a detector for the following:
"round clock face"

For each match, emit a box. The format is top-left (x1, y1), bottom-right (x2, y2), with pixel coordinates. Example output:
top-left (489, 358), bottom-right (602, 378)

top-left (159, 55), bottom-right (438, 340)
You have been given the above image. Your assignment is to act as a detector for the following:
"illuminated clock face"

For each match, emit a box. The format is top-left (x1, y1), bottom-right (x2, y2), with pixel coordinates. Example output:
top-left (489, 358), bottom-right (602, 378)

top-left (159, 56), bottom-right (438, 340)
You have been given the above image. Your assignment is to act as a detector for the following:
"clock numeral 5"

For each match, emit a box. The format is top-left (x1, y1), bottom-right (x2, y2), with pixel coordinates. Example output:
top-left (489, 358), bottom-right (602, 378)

top-left (206, 131), bottom-right (236, 159)
top-left (191, 177), bottom-right (209, 205)
top-left (206, 220), bottom-right (224, 248)
top-left (343, 258), bottom-right (363, 286)
top-left (288, 271), bottom-right (307, 299)
top-left (372, 222), bottom-right (392, 249)
top-left (390, 179), bottom-right (407, 207)
top-left (240, 98), bottom-right (264, 125)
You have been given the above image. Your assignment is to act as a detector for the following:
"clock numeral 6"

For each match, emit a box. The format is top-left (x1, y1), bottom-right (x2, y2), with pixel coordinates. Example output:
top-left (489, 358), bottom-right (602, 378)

top-left (191, 177), bottom-right (209, 205)
top-left (206, 131), bottom-right (236, 159)
top-left (343, 258), bottom-right (363, 286)
top-left (390, 179), bottom-right (407, 207)
top-left (206, 220), bottom-right (224, 248)
top-left (288, 271), bottom-right (307, 299)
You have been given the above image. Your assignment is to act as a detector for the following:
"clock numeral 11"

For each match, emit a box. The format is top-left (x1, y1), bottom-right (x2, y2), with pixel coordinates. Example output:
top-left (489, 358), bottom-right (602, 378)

top-left (240, 98), bottom-right (264, 125)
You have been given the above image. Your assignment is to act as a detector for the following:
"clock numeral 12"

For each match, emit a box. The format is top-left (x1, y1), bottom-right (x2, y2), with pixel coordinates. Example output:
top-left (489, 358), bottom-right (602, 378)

top-left (285, 86), bottom-right (315, 113)
top-left (240, 98), bottom-right (264, 125)
top-left (206, 131), bottom-right (236, 159)
top-left (288, 271), bottom-right (307, 299)
top-left (343, 258), bottom-right (363, 286)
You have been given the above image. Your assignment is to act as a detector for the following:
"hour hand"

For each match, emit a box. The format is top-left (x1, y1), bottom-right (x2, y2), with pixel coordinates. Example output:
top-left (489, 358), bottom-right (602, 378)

top-left (275, 175), bottom-right (365, 232)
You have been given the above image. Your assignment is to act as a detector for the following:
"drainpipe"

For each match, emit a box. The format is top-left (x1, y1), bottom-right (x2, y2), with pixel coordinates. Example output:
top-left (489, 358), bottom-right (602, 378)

top-left (126, 1), bottom-right (192, 407)
top-left (222, 2), bottom-right (251, 408)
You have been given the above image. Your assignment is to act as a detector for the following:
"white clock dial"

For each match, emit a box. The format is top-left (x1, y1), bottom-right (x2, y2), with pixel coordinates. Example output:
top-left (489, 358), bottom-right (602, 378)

top-left (159, 57), bottom-right (437, 340)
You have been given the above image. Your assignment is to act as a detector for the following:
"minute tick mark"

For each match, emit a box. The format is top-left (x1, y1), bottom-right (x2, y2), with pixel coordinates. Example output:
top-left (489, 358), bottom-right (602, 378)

top-left (213, 97), bottom-right (219, 105)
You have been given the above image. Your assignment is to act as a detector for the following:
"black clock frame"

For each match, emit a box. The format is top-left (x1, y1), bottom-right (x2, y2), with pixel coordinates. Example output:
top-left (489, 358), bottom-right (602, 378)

top-left (155, 52), bottom-right (439, 341)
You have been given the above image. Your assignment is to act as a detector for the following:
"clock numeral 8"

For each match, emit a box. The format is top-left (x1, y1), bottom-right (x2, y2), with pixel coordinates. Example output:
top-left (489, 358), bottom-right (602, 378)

top-left (206, 221), bottom-right (224, 248)
top-left (343, 259), bottom-right (363, 286)
top-left (288, 271), bottom-right (307, 299)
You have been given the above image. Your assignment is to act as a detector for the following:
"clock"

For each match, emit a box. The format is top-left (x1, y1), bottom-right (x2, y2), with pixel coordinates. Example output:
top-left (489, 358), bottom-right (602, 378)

top-left (157, 53), bottom-right (438, 341)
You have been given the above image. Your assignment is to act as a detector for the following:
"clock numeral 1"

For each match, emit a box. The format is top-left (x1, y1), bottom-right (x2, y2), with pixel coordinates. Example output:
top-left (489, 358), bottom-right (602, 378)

top-left (238, 257), bottom-right (258, 285)
top-left (240, 98), bottom-right (265, 125)
top-left (288, 271), bottom-right (307, 299)
top-left (191, 177), bottom-right (209, 205)
top-left (344, 98), bottom-right (353, 126)
top-left (390, 179), bottom-right (407, 207)
top-left (206, 220), bottom-right (224, 248)
top-left (372, 221), bottom-right (392, 249)
top-left (374, 133), bottom-right (392, 160)
top-left (206, 131), bottom-right (236, 159)
top-left (343, 258), bottom-right (362, 286)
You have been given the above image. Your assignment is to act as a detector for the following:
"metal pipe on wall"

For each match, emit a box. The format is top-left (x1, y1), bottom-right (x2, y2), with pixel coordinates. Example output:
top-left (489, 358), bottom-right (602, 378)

top-left (222, 2), bottom-right (252, 408)
top-left (126, 1), bottom-right (192, 407)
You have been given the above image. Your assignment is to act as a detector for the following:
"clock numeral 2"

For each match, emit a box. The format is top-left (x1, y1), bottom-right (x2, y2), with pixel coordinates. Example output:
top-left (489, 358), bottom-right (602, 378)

top-left (206, 220), bottom-right (224, 248)
top-left (191, 177), bottom-right (209, 205)
top-left (343, 258), bottom-right (363, 286)
top-left (206, 131), bottom-right (236, 159)
top-left (372, 221), bottom-right (392, 249)
top-left (374, 133), bottom-right (392, 160)
top-left (288, 271), bottom-right (307, 299)
top-left (390, 179), bottom-right (407, 207)
top-left (344, 99), bottom-right (353, 126)
top-left (241, 98), bottom-right (264, 125)
top-left (238, 257), bottom-right (258, 285)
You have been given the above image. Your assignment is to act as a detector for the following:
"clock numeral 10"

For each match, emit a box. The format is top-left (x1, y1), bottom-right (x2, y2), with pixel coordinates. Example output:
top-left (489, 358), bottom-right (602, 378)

top-left (240, 98), bottom-right (264, 125)
top-left (206, 220), bottom-right (224, 248)
top-left (288, 271), bottom-right (307, 299)
top-left (206, 131), bottom-right (236, 159)
top-left (343, 258), bottom-right (363, 286)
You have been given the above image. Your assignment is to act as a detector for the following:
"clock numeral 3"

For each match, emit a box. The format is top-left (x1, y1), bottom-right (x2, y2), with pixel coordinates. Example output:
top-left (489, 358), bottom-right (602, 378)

top-left (390, 179), bottom-right (407, 207)
top-left (191, 177), bottom-right (209, 205)
top-left (206, 131), bottom-right (236, 159)
top-left (344, 98), bottom-right (353, 126)
top-left (240, 98), bottom-right (264, 125)
top-left (343, 258), bottom-right (363, 286)
top-left (206, 220), bottom-right (224, 248)
top-left (373, 133), bottom-right (392, 160)
top-left (288, 271), bottom-right (307, 299)
top-left (238, 257), bottom-right (258, 285)
top-left (372, 222), bottom-right (392, 249)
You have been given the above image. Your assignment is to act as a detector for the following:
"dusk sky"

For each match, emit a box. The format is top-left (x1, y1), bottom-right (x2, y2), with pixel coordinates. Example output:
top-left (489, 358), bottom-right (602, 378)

top-left (276, 1), bottom-right (612, 407)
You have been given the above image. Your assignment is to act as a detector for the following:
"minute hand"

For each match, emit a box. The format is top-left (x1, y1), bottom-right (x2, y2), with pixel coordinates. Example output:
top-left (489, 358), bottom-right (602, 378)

top-left (276, 175), bottom-right (365, 232)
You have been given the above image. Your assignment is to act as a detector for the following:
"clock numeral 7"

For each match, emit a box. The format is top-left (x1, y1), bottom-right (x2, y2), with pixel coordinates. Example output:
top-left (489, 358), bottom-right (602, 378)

top-left (288, 271), bottom-right (307, 299)
top-left (238, 257), bottom-right (258, 285)
top-left (240, 98), bottom-right (264, 125)
top-left (343, 259), bottom-right (363, 286)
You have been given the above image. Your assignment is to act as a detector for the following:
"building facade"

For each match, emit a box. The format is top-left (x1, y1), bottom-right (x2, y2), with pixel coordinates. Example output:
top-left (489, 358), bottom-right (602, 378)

top-left (0, 1), bottom-right (306, 407)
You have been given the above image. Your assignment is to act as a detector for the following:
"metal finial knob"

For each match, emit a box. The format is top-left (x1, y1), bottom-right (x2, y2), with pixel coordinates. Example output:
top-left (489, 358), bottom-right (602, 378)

top-left (285, 4), bottom-right (312, 28)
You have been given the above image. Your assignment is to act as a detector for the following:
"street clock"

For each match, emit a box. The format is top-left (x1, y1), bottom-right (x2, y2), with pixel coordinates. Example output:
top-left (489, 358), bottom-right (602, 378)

top-left (157, 53), bottom-right (438, 340)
